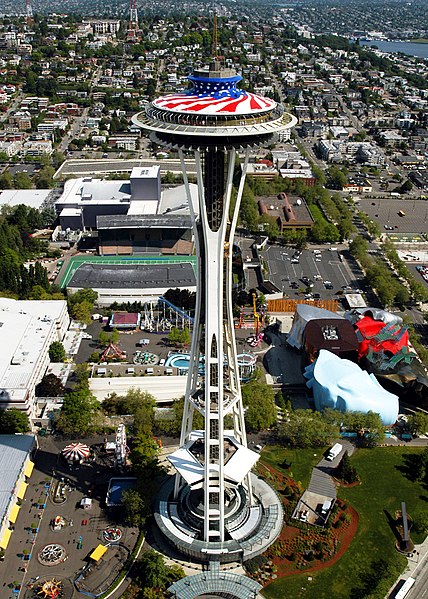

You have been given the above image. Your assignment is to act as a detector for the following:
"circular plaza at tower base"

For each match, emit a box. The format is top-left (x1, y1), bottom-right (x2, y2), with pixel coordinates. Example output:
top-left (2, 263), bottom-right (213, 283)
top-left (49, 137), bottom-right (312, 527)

top-left (155, 473), bottom-right (283, 564)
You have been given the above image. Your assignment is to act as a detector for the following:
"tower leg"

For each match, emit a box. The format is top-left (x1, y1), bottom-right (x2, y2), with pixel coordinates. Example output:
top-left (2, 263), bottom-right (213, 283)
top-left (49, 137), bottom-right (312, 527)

top-left (175, 147), bottom-right (255, 541)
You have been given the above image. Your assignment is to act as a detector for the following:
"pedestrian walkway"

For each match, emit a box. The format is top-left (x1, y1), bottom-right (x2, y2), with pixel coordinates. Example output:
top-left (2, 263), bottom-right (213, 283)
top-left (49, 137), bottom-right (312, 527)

top-left (307, 440), bottom-right (354, 500)
top-left (308, 468), bottom-right (336, 498)
top-left (386, 534), bottom-right (428, 598)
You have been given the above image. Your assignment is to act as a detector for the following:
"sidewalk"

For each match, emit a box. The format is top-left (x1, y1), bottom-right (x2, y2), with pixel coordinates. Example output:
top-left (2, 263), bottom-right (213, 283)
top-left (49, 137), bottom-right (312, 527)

top-left (386, 534), bottom-right (428, 597)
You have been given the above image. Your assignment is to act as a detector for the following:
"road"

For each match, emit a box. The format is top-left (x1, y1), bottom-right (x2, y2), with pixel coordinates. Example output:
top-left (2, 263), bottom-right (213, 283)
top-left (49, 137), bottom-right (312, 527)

top-left (407, 554), bottom-right (428, 599)
top-left (59, 106), bottom-right (89, 152)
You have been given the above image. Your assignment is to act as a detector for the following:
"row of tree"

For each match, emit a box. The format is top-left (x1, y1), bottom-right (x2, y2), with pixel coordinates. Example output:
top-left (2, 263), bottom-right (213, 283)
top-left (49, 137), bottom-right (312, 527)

top-left (350, 235), bottom-right (428, 307)
top-left (277, 408), bottom-right (385, 448)
top-left (0, 205), bottom-right (61, 299)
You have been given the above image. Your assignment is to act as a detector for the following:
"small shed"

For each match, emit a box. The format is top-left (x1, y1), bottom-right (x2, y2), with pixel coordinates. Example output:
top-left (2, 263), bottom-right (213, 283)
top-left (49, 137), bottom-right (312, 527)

top-left (81, 497), bottom-right (92, 510)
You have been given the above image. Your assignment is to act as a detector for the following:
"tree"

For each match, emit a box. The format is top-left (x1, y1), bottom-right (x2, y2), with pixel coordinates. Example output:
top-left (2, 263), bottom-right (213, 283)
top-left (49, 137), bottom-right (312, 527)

top-left (55, 388), bottom-right (99, 435)
top-left (122, 488), bottom-right (147, 528)
top-left (49, 341), bottom-right (66, 362)
top-left (0, 408), bottom-right (30, 433)
top-left (35, 166), bottom-right (55, 189)
top-left (327, 165), bottom-right (348, 189)
top-left (278, 409), bottom-right (340, 448)
top-left (412, 508), bottom-right (428, 534)
top-left (168, 327), bottom-right (190, 347)
top-left (400, 179), bottom-right (413, 193)
top-left (336, 451), bottom-right (359, 484)
top-left (98, 330), bottom-right (112, 348)
top-left (242, 380), bottom-right (277, 432)
top-left (138, 550), bottom-right (170, 590)
top-left (14, 172), bottom-right (33, 189)
top-left (103, 388), bottom-right (156, 420)
top-left (129, 433), bottom-right (161, 475)
top-left (156, 397), bottom-right (203, 436)
top-left (73, 362), bottom-right (91, 389)
top-left (408, 412), bottom-right (428, 436)
top-left (0, 172), bottom-right (13, 189)
top-left (70, 300), bottom-right (93, 324)
top-left (68, 288), bottom-right (98, 324)
top-left (36, 373), bottom-right (65, 397)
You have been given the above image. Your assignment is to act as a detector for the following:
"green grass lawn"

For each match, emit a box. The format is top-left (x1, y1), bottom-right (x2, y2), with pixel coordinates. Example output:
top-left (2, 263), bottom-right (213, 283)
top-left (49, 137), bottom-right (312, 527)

top-left (261, 445), bottom-right (328, 489)
top-left (262, 446), bottom-right (427, 599)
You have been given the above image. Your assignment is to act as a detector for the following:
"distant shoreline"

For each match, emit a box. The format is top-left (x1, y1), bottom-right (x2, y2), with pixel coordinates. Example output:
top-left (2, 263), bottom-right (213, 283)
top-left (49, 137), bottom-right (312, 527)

top-left (409, 38), bottom-right (428, 44)
top-left (359, 39), bottom-right (428, 59)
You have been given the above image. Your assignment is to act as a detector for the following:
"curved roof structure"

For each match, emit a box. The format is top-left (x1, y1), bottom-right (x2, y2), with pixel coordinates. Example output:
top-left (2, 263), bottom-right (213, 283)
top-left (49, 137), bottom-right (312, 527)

top-left (304, 349), bottom-right (399, 426)
top-left (168, 570), bottom-right (262, 599)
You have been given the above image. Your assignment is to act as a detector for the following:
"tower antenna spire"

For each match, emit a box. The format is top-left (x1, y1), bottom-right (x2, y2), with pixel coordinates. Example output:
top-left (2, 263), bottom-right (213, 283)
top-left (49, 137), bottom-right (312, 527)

top-left (212, 11), bottom-right (218, 60)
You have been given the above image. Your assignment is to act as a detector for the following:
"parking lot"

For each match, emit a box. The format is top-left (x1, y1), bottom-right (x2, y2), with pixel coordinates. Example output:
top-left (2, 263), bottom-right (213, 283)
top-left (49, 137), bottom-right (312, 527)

top-left (263, 244), bottom-right (367, 300)
top-left (358, 198), bottom-right (428, 235)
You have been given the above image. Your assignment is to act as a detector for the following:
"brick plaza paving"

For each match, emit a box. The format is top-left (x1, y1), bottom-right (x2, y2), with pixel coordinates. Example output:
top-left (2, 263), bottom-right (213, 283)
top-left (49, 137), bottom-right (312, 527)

top-left (0, 435), bottom-right (138, 599)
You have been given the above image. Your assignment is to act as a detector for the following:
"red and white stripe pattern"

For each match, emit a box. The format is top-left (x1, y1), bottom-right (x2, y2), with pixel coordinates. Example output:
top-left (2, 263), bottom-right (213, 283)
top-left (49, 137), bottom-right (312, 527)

top-left (153, 92), bottom-right (275, 115)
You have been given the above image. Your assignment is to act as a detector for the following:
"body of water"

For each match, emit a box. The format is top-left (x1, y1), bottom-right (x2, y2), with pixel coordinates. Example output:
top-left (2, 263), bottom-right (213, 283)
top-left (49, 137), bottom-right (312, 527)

top-left (360, 39), bottom-right (428, 59)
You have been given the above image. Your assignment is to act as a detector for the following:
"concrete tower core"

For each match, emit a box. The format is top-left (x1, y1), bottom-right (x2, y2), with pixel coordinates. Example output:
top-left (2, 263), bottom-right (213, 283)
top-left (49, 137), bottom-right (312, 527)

top-left (132, 61), bottom-right (297, 563)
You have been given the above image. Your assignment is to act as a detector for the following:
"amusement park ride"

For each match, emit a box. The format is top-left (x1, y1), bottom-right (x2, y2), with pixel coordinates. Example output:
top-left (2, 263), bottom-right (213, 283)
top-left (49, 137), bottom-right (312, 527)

top-left (33, 577), bottom-right (62, 598)
top-left (237, 293), bottom-right (265, 347)
top-left (140, 297), bottom-right (194, 333)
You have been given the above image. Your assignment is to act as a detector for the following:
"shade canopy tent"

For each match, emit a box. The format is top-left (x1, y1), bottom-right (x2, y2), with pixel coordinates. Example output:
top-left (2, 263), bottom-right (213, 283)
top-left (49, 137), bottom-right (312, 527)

top-left (62, 443), bottom-right (90, 463)
top-left (90, 544), bottom-right (108, 561)
top-left (9, 503), bottom-right (20, 524)
top-left (0, 527), bottom-right (12, 550)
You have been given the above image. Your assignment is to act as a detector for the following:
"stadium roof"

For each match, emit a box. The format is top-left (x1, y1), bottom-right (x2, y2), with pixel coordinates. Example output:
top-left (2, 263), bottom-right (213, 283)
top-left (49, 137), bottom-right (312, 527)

top-left (67, 263), bottom-right (196, 290)
top-left (96, 214), bottom-right (192, 230)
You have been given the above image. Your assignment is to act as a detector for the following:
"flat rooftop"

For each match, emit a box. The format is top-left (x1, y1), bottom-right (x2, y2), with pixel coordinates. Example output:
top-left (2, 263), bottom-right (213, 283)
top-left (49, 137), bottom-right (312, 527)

top-left (0, 435), bottom-right (36, 526)
top-left (0, 189), bottom-right (51, 209)
top-left (0, 299), bottom-right (67, 402)
top-left (67, 262), bottom-right (196, 290)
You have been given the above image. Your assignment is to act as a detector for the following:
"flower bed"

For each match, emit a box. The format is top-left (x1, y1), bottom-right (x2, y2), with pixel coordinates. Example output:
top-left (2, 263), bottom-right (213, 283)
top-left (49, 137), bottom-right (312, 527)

top-left (247, 463), bottom-right (359, 585)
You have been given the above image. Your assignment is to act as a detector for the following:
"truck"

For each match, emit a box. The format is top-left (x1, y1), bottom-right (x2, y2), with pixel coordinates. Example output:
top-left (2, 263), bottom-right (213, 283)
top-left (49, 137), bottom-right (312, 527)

top-left (326, 443), bottom-right (343, 461)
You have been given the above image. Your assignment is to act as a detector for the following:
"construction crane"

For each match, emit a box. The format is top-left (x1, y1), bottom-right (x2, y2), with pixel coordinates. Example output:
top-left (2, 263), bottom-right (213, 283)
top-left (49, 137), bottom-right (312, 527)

top-left (252, 292), bottom-right (260, 336)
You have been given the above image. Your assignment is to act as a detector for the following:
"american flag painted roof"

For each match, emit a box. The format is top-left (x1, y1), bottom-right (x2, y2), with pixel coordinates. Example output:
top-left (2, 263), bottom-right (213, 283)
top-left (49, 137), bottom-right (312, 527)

top-left (153, 90), bottom-right (276, 116)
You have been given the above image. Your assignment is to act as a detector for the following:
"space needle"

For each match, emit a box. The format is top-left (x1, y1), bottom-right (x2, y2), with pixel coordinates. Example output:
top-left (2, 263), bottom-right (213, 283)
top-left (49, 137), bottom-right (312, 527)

top-left (132, 55), bottom-right (296, 563)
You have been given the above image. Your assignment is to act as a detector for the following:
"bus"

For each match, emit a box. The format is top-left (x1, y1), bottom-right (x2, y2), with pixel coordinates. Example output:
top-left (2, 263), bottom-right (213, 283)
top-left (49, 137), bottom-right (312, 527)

top-left (394, 577), bottom-right (415, 599)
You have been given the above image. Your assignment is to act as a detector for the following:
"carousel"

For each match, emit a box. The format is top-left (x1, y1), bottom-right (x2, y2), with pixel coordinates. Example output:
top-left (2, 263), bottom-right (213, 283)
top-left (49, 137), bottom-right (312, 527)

top-left (35, 578), bottom-right (62, 598)
top-left (61, 443), bottom-right (90, 465)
